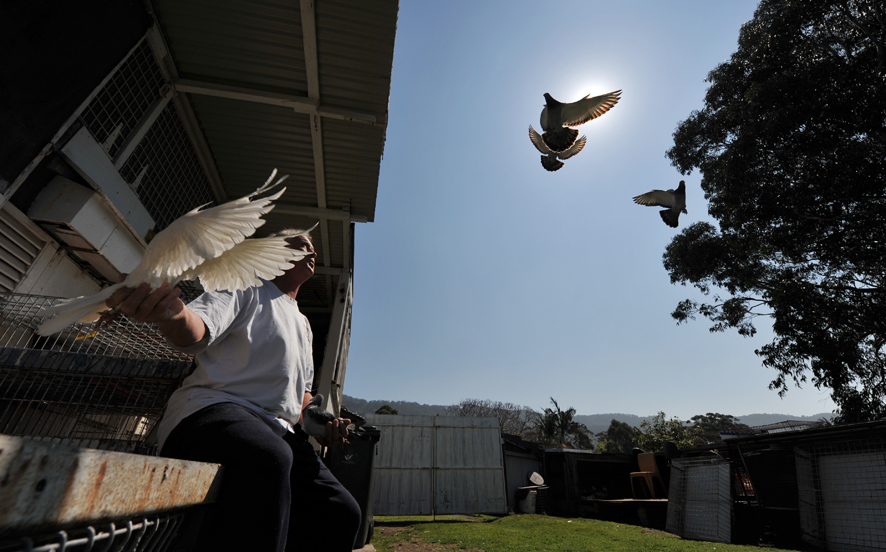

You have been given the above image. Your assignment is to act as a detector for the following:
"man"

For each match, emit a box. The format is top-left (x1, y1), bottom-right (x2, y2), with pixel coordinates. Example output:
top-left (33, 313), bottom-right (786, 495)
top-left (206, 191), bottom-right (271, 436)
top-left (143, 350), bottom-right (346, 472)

top-left (106, 229), bottom-right (360, 552)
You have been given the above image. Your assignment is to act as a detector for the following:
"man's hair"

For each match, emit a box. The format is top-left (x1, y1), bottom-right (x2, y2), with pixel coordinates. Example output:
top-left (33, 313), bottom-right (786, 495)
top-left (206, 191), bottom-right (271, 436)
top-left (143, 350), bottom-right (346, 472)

top-left (267, 228), bottom-right (313, 240)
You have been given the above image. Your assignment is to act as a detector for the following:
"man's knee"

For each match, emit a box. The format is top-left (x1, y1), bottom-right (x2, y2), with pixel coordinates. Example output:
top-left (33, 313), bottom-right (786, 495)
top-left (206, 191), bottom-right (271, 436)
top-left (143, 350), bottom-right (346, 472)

top-left (341, 489), bottom-right (362, 531)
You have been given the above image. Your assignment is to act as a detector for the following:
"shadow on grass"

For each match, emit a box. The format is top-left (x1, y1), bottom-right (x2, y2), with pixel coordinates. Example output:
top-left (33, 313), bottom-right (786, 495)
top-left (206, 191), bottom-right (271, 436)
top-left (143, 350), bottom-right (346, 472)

top-left (375, 515), bottom-right (504, 528)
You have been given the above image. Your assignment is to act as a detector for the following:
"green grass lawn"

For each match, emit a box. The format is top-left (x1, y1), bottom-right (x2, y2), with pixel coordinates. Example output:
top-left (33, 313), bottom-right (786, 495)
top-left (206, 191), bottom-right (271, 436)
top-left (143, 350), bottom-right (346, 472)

top-left (372, 514), bottom-right (797, 552)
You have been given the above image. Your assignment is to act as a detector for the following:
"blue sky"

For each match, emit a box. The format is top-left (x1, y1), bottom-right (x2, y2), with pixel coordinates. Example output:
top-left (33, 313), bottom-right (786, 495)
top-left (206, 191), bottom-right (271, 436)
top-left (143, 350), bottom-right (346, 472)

top-left (344, 1), bottom-right (836, 420)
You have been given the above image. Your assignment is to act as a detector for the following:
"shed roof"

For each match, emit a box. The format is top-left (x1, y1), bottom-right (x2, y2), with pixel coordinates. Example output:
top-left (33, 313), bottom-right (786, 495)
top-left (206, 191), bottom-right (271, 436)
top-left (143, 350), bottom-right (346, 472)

top-left (149, 0), bottom-right (398, 286)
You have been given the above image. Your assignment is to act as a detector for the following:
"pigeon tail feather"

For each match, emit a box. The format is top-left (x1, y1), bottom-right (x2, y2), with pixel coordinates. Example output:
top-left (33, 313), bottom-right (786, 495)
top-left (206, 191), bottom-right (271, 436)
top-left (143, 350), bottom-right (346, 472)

top-left (36, 283), bottom-right (125, 336)
top-left (36, 283), bottom-right (123, 319)
top-left (541, 128), bottom-right (579, 152)
top-left (541, 156), bottom-right (564, 171)
top-left (659, 209), bottom-right (680, 228)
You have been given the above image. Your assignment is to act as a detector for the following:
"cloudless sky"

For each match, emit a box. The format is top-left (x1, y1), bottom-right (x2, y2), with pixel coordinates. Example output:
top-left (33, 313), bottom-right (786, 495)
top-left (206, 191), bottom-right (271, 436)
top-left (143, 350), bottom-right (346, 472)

top-left (344, 1), bottom-right (836, 420)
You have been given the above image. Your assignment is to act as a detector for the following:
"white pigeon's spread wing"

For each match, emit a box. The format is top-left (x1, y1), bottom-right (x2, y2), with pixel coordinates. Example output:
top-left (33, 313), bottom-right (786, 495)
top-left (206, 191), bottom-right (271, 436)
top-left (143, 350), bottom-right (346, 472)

top-left (558, 135), bottom-right (587, 160)
top-left (528, 125), bottom-right (553, 154)
top-left (137, 180), bottom-right (289, 286)
top-left (560, 90), bottom-right (622, 127)
top-left (183, 236), bottom-right (313, 292)
top-left (633, 189), bottom-right (677, 208)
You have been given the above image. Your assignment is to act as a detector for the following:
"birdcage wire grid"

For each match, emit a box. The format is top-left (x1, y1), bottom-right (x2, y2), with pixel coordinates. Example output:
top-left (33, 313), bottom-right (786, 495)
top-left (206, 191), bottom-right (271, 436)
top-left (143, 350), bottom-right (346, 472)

top-left (0, 512), bottom-right (187, 552)
top-left (795, 431), bottom-right (886, 552)
top-left (0, 292), bottom-right (194, 452)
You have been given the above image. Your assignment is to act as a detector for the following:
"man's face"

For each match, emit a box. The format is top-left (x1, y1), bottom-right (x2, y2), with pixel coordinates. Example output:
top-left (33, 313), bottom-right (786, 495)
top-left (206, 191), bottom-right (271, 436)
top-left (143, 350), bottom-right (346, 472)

top-left (286, 234), bottom-right (316, 279)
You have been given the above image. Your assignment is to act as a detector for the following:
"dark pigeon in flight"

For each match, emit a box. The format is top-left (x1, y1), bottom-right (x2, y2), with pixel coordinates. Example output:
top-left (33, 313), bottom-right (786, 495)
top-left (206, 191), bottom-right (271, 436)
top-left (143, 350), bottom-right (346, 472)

top-left (528, 125), bottom-right (587, 171)
top-left (632, 180), bottom-right (687, 228)
top-left (540, 90), bottom-right (621, 152)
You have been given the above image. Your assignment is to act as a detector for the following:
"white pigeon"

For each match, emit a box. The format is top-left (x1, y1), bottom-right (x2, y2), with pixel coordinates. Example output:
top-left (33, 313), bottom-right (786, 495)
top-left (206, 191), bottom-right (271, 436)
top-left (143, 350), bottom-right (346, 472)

top-left (539, 90), bottom-right (621, 152)
top-left (36, 170), bottom-right (315, 336)
top-left (301, 393), bottom-right (336, 437)
top-left (528, 125), bottom-right (587, 172)
top-left (632, 180), bottom-right (687, 228)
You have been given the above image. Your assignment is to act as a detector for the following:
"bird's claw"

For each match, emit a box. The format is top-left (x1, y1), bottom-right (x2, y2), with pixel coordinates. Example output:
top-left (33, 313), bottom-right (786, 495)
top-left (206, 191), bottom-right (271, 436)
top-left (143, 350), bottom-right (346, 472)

top-left (95, 307), bottom-right (123, 330)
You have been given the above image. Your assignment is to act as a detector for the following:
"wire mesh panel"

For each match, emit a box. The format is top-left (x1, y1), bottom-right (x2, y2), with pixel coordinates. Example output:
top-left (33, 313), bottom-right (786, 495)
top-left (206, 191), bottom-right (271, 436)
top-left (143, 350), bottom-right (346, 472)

top-left (666, 457), bottom-right (733, 543)
top-left (0, 513), bottom-right (186, 552)
top-left (0, 293), bottom-right (193, 453)
top-left (118, 102), bottom-right (216, 231)
top-left (79, 38), bottom-right (166, 160)
top-left (76, 30), bottom-right (217, 234)
top-left (796, 434), bottom-right (886, 552)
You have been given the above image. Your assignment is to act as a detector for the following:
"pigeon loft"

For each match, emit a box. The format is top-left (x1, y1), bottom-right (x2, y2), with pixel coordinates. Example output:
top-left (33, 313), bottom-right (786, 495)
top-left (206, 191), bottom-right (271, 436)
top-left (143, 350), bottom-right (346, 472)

top-left (0, 292), bottom-right (193, 453)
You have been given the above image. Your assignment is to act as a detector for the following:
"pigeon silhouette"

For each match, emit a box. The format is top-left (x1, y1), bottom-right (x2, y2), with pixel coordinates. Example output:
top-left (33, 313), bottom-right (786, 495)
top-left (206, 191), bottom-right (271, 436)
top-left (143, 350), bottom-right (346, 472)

top-left (301, 393), bottom-right (336, 437)
top-left (540, 90), bottom-right (621, 152)
top-left (528, 125), bottom-right (587, 171)
top-left (632, 180), bottom-right (687, 228)
top-left (36, 170), bottom-right (316, 335)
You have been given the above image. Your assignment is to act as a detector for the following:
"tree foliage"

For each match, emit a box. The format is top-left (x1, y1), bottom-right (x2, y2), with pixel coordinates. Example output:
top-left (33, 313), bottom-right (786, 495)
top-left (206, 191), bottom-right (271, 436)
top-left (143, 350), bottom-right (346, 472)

top-left (531, 397), bottom-right (594, 449)
top-left (374, 404), bottom-right (398, 415)
top-left (665, 0), bottom-right (886, 422)
top-left (637, 412), bottom-right (703, 452)
top-left (595, 419), bottom-right (641, 453)
top-left (690, 412), bottom-right (750, 443)
top-left (446, 398), bottom-right (535, 436)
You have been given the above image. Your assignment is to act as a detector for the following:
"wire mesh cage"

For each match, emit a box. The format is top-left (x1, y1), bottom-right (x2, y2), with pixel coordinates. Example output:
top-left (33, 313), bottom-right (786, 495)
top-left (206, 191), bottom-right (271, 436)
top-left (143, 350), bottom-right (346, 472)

top-left (795, 429), bottom-right (886, 552)
top-left (0, 293), bottom-right (193, 453)
top-left (79, 38), bottom-right (166, 160)
top-left (666, 456), bottom-right (733, 543)
top-left (0, 512), bottom-right (186, 552)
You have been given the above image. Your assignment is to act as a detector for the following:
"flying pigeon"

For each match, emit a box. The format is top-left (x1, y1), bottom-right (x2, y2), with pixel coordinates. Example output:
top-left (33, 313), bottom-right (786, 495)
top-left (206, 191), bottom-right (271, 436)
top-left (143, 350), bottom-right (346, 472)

top-left (539, 90), bottom-right (621, 152)
top-left (36, 170), bottom-right (316, 336)
top-left (528, 125), bottom-right (587, 171)
top-left (632, 180), bottom-right (687, 228)
top-left (301, 393), bottom-right (336, 437)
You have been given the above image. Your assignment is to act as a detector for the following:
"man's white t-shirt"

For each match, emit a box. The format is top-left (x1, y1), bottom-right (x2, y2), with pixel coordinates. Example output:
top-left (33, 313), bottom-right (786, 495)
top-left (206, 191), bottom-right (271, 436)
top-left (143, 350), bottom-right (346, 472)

top-left (157, 280), bottom-right (314, 449)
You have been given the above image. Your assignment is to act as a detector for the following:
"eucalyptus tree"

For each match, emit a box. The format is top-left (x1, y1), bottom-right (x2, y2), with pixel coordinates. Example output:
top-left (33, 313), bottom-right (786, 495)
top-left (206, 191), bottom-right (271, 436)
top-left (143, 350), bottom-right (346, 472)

top-left (666, 0), bottom-right (886, 422)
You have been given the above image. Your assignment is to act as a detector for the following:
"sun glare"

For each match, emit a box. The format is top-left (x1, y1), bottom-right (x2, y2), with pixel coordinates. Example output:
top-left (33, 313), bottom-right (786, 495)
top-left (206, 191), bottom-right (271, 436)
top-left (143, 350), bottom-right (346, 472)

top-left (561, 80), bottom-right (621, 103)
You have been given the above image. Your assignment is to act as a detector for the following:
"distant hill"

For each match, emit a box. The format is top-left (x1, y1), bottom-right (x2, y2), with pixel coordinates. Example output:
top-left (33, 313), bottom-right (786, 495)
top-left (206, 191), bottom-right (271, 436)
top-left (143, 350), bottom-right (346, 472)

top-left (341, 394), bottom-right (449, 417)
top-left (575, 412), bottom-right (834, 434)
top-left (574, 414), bottom-right (648, 435)
top-left (342, 395), bottom-right (833, 433)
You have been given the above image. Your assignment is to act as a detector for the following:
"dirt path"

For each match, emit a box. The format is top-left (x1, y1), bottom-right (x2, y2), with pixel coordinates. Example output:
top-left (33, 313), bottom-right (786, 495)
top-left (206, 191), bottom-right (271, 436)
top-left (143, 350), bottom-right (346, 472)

top-left (374, 526), bottom-right (483, 552)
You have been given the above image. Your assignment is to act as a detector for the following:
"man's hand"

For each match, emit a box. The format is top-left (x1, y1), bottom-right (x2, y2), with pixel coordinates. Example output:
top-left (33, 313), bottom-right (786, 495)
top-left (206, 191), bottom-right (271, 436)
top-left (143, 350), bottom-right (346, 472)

top-left (106, 282), bottom-right (184, 325)
top-left (315, 416), bottom-right (352, 447)
top-left (104, 277), bottom-right (205, 348)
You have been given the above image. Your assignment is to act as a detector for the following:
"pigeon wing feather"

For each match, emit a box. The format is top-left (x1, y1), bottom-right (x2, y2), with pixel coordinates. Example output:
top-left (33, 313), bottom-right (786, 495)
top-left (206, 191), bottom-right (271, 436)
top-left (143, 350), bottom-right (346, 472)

top-left (632, 189), bottom-right (677, 208)
top-left (528, 125), bottom-right (553, 154)
top-left (137, 184), bottom-right (288, 287)
top-left (557, 135), bottom-right (586, 160)
top-left (560, 90), bottom-right (622, 127)
top-left (184, 236), bottom-right (313, 292)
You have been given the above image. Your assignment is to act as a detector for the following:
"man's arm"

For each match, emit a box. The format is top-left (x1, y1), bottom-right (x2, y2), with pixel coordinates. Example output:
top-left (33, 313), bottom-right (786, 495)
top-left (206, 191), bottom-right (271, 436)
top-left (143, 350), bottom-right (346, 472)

top-left (106, 282), bottom-right (206, 347)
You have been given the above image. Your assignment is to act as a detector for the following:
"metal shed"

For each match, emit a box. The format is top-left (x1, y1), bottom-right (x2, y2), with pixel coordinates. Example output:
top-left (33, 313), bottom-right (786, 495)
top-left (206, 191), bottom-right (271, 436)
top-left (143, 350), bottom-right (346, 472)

top-left (726, 420), bottom-right (886, 552)
top-left (365, 415), bottom-right (508, 516)
top-left (0, 0), bottom-right (399, 443)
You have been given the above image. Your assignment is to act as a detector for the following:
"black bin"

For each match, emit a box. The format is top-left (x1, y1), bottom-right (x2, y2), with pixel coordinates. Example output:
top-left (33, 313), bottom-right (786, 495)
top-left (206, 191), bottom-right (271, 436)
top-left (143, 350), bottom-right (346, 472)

top-left (323, 425), bottom-right (381, 549)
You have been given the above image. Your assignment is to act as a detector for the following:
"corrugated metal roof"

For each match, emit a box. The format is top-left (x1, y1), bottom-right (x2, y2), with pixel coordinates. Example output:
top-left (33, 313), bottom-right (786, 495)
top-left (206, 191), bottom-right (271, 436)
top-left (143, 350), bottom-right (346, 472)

top-left (146, 1), bottom-right (397, 395)
top-left (150, 0), bottom-right (397, 270)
